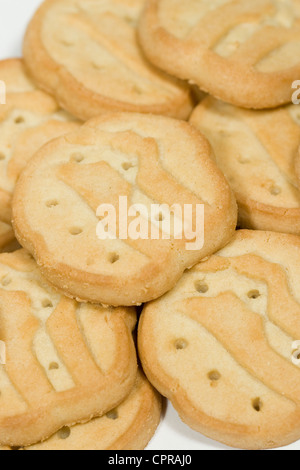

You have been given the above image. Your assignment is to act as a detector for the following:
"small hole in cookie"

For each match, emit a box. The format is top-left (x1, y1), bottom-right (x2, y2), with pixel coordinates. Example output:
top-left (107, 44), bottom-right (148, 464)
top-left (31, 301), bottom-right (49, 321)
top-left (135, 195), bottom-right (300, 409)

top-left (195, 281), bottom-right (209, 294)
top-left (86, 258), bottom-right (94, 266)
top-left (133, 85), bottom-right (143, 95)
top-left (218, 130), bottom-right (230, 137)
top-left (1, 277), bottom-right (11, 286)
top-left (238, 156), bottom-right (250, 164)
top-left (174, 339), bottom-right (188, 350)
top-left (46, 200), bottom-right (59, 208)
top-left (270, 186), bottom-right (281, 196)
top-left (49, 362), bottom-right (59, 371)
top-left (109, 253), bottom-right (119, 264)
top-left (122, 162), bottom-right (134, 171)
top-left (10, 447), bottom-right (21, 451)
top-left (208, 370), bottom-right (221, 382)
top-left (124, 16), bottom-right (136, 26)
top-left (0, 153), bottom-right (5, 161)
top-left (91, 62), bottom-right (104, 71)
top-left (14, 116), bottom-right (25, 124)
top-left (106, 409), bottom-right (119, 420)
top-left (252, 398), bottom-right (262, 412)
top-left (60, 39), bottom-right (74, 47)
top-left (58, 426), bottom-right (71, 439)
top-left (42, 299), bottom-right (53, 308)
top-left (70, 153), bottom-right (84, 163)
top-left (248, 290), bottom-right (260, 299)
top-left (70, 227), bottom-right (83, 236)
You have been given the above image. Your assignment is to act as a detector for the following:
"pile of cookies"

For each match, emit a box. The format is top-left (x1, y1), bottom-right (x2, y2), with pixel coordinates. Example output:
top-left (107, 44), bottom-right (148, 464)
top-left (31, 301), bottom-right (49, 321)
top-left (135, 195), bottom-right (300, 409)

top-left (2, 0), bottom-right (300, 450)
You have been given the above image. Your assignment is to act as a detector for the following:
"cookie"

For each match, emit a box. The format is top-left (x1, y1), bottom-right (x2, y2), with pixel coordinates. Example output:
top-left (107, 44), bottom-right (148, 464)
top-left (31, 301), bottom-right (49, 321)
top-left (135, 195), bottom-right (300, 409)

top-left (23, 0), bottom-right (194, 121)
top-left (139, 230), bottom-right (300, 450)
top-left (0, 59), bottom-right (79, 251)
top-left (190, 97), bottom-right (300, 234)
top-left (138, 0), bottom-right (300, 109)
top-left (9, 371), bottom-right (161, 451)
top-left (0, 249), bottom-right (137, 447)
top-left (12, 112), bottom-right (237, 306)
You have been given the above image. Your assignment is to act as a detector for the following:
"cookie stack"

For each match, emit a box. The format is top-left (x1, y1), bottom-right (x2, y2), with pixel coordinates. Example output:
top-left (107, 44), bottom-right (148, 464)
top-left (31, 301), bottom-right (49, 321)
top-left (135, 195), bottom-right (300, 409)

top-left (2, 0), bottom-right (300, 450)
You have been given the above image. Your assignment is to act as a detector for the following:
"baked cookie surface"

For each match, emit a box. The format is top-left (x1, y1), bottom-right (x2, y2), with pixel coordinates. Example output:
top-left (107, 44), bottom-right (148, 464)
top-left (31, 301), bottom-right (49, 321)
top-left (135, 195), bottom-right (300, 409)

top-left (12, 112), bottom-right (237, 306)
top-left (0, 59), bottom-right (79, 250)
top-left (0, 249), bottom-right (137, 447)
top-left (12, 372), bottom-right (161, 451)
top-left (139, 230), bottom-right (300, 449)
top-left (190, 97), bottom-right (300, 234)
top-left (23, 0), bottom-right (193, 121)
top-left (139, 0), bottom-right (300, 109)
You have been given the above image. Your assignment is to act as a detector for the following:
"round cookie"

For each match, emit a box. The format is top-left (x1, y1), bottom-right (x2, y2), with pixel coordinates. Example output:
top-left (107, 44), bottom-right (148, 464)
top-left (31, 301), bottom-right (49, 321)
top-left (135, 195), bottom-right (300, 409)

top-left (0, 249), bottom-right (137, 447)
top-left (139, 0), bottom-right (300, 109)
top-left (190, 97), bottom-right (300, 234)
top-left (139, 230), bottom-right (300, 450)
top-left (0, 59), bottom-right (79, 251)
top-left (23, 0), bottom-right (193, 121)
top-left (12, 112), bottom-right (237, 306)
top-left (15, 372), bottom-right (161, 451)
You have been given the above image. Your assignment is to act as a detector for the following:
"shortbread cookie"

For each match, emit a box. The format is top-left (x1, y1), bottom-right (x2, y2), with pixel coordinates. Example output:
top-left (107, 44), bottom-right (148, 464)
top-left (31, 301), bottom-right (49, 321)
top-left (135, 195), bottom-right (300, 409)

top-left (190, 97), bottom-right (300, 234)
top-left (12, 112), bottom-right (237, 306)
top-left (0, 59), bottom-right (79, 251)
top-left (139, 0), bottom-right (300, 109)
top-left (0, 249), bottom-right (137, 447)
top-left (13, 372), bottom-right (161, 450)
top-left (139, 230), bottom-right (300, 450)
top-left (23, 0), bottom-right (193, 121)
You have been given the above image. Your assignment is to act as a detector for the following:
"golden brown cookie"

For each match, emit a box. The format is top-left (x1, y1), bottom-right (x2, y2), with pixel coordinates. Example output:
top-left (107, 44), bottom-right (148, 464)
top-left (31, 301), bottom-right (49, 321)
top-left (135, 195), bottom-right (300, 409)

top-left (13, 372), bottom-right (161, 451)
top-left (139, 0), bottom-right (300, 109)
top-left (0, 58), bottom-right (79, 251)
top-left (23, 0), bottom-right (194, 121)
top-left (139, 230), bottom-right (300, 449)
top-left (190, 97), bottom-right (300, 233)
top-left (0, 249), bottom-right (137, 447)
top-left (12, 112), bottom-right (237, 306)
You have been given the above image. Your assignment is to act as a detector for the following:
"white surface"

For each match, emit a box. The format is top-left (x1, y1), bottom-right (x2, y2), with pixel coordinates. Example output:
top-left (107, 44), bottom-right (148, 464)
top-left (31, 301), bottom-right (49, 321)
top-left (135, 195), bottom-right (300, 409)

top-left (0, 0), bottom-right (298, 451)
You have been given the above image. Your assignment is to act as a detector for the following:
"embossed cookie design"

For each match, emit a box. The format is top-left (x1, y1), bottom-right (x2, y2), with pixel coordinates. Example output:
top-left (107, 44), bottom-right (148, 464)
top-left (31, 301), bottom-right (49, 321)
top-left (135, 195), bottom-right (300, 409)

top-left (0, 59), bottom-right (79, 250)
top-left (0, 250), bottom-right (137, 447)
top-left (139, 230), bottom-right (300, 449)
top-left (12, 113), bottom-right (237, 306)
top-left (139, 0), bottom-right (300, 109)
top-left (190, 97), bottom-right (300, 234)
top-left (23, 0), bottom-right (193, 120)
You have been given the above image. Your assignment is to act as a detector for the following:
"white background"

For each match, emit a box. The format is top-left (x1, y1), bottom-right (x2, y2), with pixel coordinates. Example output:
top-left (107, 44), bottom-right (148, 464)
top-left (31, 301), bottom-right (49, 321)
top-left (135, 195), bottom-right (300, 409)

top-left (0, 0), bottom-right (296, 451)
